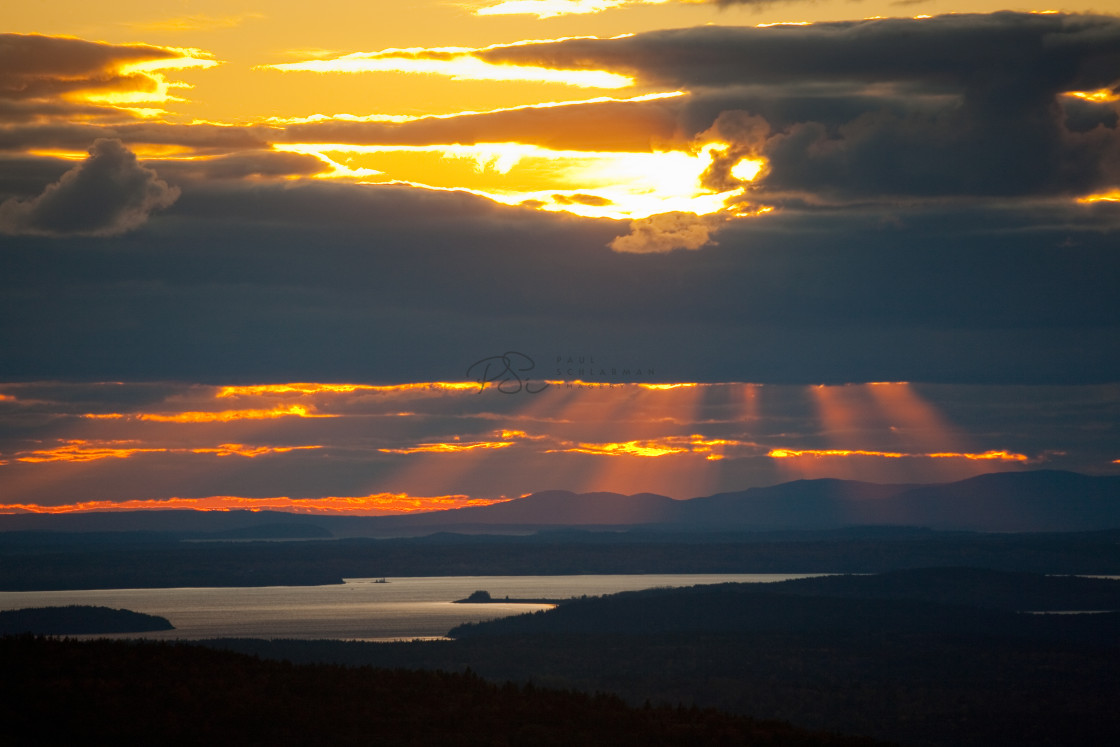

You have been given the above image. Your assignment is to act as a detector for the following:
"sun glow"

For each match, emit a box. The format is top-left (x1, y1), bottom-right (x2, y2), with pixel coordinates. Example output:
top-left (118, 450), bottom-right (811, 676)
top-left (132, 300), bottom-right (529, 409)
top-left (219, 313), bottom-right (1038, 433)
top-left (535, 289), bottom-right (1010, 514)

top-left (548, 432), bottom-right (755, 460)
top-left (1079, 190), bottom-right (1120, 204)
top-left (276, 141), bottom-right (767, 220)
top-left (71, 48), bottom-right (219, 112)
top-left (1064, 89), bottom-right (1120, 103)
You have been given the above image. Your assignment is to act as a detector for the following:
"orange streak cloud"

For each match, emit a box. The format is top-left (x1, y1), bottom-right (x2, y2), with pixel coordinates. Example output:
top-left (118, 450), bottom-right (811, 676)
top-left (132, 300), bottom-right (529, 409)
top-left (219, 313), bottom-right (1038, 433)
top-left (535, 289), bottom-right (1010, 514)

top-left (84, 404), bottom-right (334, 422)
top-left (0, 493), bottom-right (511, 516)
top-left (10, 440), bottom-right (323, 463)
top-left (1064, 89), bottom-right (1120, 103)
top-left (214, 382), bottom-right (479, 397)
top-left (378, 428), bottom-right (542, 455)
top-left (546, 434), bottom-right (753, 460)
top-left (188, 443), bottom-right (323, 457)
top-left (1078, 190), bottom-right (1120, 204)
top-left (379, 440), bottom-right (516, 454)
top-left (15, 441), bottom-right (166, 463)
top-left (550, 439), bottom-right (690, 457)
top-left (768, 448), bottom-right (1029, 462)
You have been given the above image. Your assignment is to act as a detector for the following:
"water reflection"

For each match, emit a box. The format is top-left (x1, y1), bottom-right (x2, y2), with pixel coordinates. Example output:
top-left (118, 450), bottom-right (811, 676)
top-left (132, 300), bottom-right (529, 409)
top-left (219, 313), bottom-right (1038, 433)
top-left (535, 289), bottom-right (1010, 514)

top-left (0, 574), bottom-right (824, 641)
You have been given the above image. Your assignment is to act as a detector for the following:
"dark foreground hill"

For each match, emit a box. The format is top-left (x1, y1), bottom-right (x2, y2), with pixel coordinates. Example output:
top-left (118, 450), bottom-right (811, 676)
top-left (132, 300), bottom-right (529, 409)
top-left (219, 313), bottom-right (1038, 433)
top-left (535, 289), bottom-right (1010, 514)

top-left (0, 636), bottom-right (884, 747)
top-left (446, 568), bottom-right (1120, 644)
top-left (214, 569), bottom-right (1120, 747)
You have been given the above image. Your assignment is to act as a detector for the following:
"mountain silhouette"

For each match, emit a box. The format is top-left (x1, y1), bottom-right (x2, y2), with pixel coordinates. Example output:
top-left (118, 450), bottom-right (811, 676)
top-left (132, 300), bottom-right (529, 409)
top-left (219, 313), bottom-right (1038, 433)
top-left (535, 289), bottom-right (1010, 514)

top-left (2, 470), bottom-right (1118, 536)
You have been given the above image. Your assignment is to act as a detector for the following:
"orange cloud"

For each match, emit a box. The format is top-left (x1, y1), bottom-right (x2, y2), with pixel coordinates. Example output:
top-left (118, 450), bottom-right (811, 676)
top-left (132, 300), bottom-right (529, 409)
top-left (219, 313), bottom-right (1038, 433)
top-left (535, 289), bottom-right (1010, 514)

top-left (8, 439), bottom-right (324, 464)
top-left (188, 443), bottom-right (323, 457)
top-left (768, 448), bottom-right (1030, 462)
top-left (550, 439), bottom-right (690, 457)
top-left (215, 382), bottom-right (478, 397)
top-left (1064, 89), bottom-right (1120, 103)
top-left (83, 404), bottom-right (334, 422)
top-left (1078, 190), bottom-right (1120, 204)
top-left (545, 433), bottom-right (754, 459)
top-left (378, 439), bottom-right (517, 454)
top-left (0, 493), bottom-right (509, 516)
top-left (14, 440), bottom-right (166, 463)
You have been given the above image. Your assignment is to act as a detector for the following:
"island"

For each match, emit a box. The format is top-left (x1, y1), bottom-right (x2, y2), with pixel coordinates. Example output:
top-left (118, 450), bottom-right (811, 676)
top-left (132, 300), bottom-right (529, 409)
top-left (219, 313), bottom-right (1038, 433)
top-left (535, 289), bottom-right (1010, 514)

top-left (0, 605), bottom-right (174, 635)
top-left (452, 589), bottom-right (565, 604)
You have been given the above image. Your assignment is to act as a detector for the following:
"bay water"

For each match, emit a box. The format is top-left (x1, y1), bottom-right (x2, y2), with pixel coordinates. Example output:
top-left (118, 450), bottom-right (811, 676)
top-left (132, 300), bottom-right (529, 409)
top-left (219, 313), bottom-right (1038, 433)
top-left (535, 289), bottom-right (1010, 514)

top-left (0, 574), bottom-right (822, 641)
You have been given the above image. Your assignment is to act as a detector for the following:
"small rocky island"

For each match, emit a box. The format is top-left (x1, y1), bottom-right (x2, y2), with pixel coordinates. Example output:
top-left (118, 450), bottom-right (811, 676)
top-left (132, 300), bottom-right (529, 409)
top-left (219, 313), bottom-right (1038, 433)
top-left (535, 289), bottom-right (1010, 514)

top-left (0, 605), bottom-right (174, 635)
top-left (453, 590), bottom-right (564, 604)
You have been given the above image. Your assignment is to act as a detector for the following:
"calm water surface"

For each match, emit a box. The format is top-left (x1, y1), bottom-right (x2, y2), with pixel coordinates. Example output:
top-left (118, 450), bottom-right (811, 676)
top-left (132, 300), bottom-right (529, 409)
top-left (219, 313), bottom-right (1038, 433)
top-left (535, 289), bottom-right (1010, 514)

top-left (0, 574), bottom-right (821, 641)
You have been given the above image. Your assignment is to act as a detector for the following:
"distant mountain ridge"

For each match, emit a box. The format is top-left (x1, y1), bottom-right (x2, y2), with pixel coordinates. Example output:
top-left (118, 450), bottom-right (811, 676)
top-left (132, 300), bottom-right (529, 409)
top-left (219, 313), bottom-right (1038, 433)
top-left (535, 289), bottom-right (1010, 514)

top-left (2, 470), bottom-right (1118, 536)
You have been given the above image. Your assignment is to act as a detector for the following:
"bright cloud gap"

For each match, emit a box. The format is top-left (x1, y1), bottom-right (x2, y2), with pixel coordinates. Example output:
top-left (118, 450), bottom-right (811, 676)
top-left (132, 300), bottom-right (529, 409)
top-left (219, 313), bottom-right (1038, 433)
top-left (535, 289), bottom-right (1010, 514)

top-left (262, 41), bottom-right (633, 89)
top-left (274, 141), bottom-right (767, 221)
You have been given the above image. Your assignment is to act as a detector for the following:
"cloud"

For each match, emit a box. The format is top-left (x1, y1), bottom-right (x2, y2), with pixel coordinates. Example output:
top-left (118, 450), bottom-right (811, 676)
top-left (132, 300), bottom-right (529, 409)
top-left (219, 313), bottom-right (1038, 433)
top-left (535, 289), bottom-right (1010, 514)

top-left (277, 94), bottom-right (688, 152)
top-left (2, 175), bottom-right (1115, 385)
top-left (0, 33), bottom-right (215, 117)
top-left (2, 379), bottom-right (1116, 508)
top-left (151, 150), bottom-right (329, 181)
top-left (483, 13), bottom-right (1120, 92)
top-left (0, 139), bottom-right (179, 236)
top-left (0, 122), bottom-right (272, 154)
top-left (694, 110), bottom-right (770, 192)
top-left (609, 211), bottom-right (719, 253)
top-left (0, 33), bottom-right (177, 98)
top-left (263, 42), bottom-right (632, 88)
top-left (481, 13), bottom-right (1120, 201)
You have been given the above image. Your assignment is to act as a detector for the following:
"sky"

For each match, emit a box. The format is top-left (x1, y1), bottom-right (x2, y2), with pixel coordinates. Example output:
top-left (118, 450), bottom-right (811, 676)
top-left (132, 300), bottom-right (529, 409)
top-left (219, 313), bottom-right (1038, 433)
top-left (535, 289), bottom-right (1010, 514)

top-left (1, 1), bottom-right (1119, 514)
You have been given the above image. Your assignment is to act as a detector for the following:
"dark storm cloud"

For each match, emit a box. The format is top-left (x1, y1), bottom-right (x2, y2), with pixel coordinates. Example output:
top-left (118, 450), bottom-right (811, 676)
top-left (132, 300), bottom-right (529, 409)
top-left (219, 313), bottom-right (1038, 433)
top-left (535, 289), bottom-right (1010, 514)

top-left (0, 138), bottom-right (179, 236)
top-left (0, 155), bottom-right (72, 202)
top-left (483, 13), bottom-right (1120, 91)
top-left (1, 177), bottom-right (1117, 385)
top-left (482, 13), bottom-right (1120, 200)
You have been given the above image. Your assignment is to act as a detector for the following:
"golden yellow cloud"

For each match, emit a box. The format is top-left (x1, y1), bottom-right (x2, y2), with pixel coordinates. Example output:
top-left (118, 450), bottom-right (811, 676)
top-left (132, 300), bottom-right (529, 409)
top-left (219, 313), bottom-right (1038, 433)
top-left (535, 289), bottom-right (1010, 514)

top-left (263, 42), bottom-right (632, 88)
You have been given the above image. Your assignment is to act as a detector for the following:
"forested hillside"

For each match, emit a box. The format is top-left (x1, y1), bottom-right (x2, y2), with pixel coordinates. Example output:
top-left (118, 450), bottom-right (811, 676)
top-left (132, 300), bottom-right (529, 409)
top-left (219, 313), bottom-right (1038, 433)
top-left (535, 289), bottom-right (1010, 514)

top-left (1, 635), bottom-right (883, 746)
